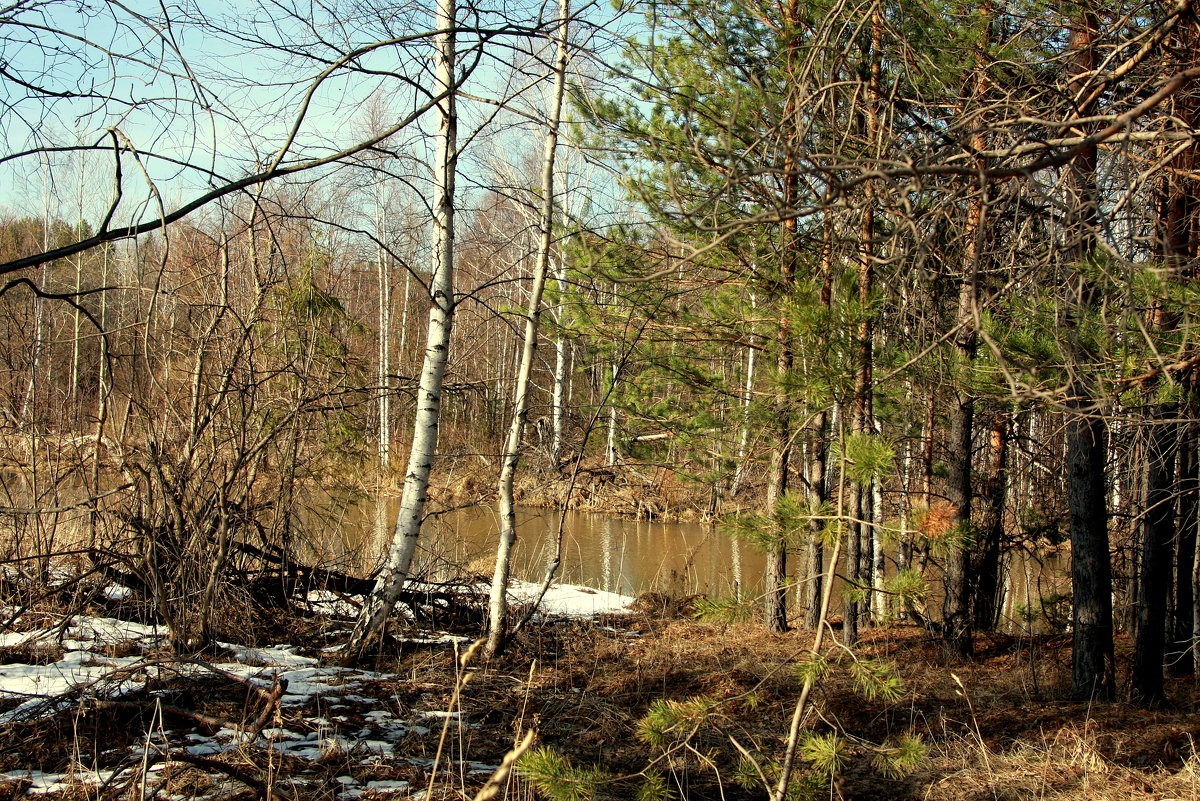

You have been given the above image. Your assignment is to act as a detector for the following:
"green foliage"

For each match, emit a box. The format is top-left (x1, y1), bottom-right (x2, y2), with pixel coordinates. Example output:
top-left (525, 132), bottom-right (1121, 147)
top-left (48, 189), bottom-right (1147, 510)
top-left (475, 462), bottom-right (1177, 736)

top-left (691, 596), bottom-right (754, 624)
top-left (848, 659), bottom-right (905, 704)
top-left (834, 434), bottom-right (895, 483)
top-left (887, 569), bottom-right (928, 612)
top-left (1016, 591), bottom-right (1071, 633)
top-left (872, 734), bottom-right (927, 779)
top-left (793, 653), bottom-right (831, 686)
top-left (733, 756), bottom-right (827, 801)
top-left (719, 492), bottom-right (829, 552)
top-left (635, 695), bottom-right (722, 749)
top-left (518, 747), bottom-right (610, 801)
top-left (637, 770), bottom-right (674, 801)
top-left (798, 732), bottom-right (847, 777)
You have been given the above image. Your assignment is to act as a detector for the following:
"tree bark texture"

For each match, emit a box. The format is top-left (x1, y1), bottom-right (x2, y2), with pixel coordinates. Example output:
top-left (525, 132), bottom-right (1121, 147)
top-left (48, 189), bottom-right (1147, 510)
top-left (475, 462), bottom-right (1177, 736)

top-left (345, 0), bottom-right (457, 660)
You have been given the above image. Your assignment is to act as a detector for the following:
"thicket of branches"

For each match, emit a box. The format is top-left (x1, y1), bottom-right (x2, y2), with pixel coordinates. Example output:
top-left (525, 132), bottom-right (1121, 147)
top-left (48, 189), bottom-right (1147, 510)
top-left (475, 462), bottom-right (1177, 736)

top-left (2, 0), bottom-right (1200, 713)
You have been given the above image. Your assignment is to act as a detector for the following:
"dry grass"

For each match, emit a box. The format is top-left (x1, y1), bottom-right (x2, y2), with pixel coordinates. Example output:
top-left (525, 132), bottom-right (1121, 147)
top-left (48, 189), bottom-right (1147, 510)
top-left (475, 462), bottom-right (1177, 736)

top-left (4, 595), bottom-right (1200, 800)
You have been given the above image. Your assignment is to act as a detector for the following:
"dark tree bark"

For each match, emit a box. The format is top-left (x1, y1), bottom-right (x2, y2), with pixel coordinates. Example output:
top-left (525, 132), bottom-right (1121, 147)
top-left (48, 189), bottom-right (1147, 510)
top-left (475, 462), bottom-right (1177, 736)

top-left (1134, 10), bottom-right (1198, 696)
top-left (1064, 7), bottom-right (1116, 701)
top-left (1170, 428), bottom-right (1196, 675)
top-left (973, 414), bottom-right (1008, 631)
top-left (843, 5), bottom-right (882, 648)
top-left (803, 218), bottom-right (835, 631)
top-left (803, 411), bottom-right (828, 631)
top-left (1068, 400), bottom-right (1115, 699)
top-left (1132, 409), bottom-right (1178, 706)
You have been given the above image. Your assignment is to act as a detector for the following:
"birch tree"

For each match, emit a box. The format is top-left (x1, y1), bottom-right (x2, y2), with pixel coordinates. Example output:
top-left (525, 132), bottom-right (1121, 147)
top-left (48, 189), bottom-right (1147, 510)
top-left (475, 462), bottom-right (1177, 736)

top-left (486, 0), bottom-right (572, 659)
top-left (346, 0), bottom-right (458, 660)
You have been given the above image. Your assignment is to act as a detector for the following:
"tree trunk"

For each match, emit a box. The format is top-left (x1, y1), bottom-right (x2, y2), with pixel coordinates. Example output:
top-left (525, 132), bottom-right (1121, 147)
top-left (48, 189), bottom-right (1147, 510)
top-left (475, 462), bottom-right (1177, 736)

top-left (1068, 391), bottom-right (1115, 698)
top-left (973, 414), bottom-right (1008, 631)
top-left (1171, 427), bottom-right (1196, 675)
top-left (1064, 7), bottom-right (1116, 701)
top-left (550, 258), bottom-right (569, 466)
top-left (345, 0), bottom-right (457, 660)
top-left (1132, 407), bottom-right (1177, 706)
top-left (842, 5), bottom-right (882, 648)
top-left (730, 319), bottom-right (756, 497)
top-left (486, 0), bottom-right (571, 659)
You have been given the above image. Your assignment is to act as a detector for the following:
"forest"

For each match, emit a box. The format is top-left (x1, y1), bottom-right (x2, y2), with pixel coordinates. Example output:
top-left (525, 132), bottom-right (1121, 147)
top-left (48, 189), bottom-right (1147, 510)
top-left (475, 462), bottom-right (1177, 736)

top-left (1, 0), bottom-right (1200, 798)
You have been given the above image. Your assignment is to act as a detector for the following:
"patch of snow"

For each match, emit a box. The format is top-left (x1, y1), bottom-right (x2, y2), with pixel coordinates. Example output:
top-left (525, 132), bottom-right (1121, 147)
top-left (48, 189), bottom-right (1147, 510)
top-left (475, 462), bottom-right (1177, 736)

top-left (103, 584), bottom-right (133, 601)
top-left (507, 581), bottom-right (633, 617)
top-left (217, 643), bottom-right (318, 668)
top-left (363, 779), bottom-right (411, 794)
top-left (419, 710), bottom-right (459, 720)
top-left (2, 768), bottom-right (120, 794)
top-left (402, 633), bottom-right (472, 646)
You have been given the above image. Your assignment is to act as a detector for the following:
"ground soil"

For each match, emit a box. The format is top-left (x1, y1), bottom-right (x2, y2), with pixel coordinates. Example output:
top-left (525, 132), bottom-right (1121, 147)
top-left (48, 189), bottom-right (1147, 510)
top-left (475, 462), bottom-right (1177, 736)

top-left (4, 599), bottom-right (1200, 801)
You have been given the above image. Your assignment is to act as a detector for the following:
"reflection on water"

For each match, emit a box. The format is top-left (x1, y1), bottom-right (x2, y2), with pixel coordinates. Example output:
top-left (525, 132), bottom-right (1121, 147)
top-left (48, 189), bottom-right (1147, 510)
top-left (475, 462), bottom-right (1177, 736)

top-left (329, 499), bottom-right (1069, 632)
top-left (419, 505), bottom-right (765, 599)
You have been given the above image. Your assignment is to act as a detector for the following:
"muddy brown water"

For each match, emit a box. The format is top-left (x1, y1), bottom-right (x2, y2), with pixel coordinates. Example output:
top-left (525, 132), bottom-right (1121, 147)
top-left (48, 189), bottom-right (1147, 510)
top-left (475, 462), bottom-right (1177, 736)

top-left (329, 500), bottom-right (765, 599)
top-left (325, 499), bottom-right (1069, 633)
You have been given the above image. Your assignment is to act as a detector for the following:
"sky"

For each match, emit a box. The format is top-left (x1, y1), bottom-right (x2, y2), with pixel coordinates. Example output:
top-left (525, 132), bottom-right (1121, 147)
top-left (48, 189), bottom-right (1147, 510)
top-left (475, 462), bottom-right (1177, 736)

top-left (0, 0), bottom-right (635, 247)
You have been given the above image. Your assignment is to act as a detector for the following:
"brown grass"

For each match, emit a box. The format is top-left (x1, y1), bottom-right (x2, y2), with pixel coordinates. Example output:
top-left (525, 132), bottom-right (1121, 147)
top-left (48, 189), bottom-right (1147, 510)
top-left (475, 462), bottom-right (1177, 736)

top-left (4, 600), bottom-right (1200, 801)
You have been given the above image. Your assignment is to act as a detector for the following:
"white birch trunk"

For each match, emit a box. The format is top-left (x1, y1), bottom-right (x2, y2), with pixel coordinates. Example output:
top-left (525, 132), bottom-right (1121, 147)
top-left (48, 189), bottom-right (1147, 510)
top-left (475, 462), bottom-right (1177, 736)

top-left (377, 217), bottom-right (392, 474)
top-left (871, 471), bottom-right (886, 619)
top-left (730, 334), bottom-right (756, 496)
top-left (605, 362), bottom-right (618, 465)
top-left (346, 0), bottom-right (457, 658)
top-left (486, 0), bottom-right (570, 657)
top-left (550, 259), bottom-right (568, 465)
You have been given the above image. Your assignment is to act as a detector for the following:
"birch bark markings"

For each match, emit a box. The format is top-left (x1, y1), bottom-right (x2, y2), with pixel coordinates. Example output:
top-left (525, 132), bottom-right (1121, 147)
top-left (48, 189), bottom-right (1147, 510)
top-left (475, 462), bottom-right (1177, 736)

top-left (346, 0), bottom-right (457, 660)
top-left (486, 0), bottom-right (571, 659)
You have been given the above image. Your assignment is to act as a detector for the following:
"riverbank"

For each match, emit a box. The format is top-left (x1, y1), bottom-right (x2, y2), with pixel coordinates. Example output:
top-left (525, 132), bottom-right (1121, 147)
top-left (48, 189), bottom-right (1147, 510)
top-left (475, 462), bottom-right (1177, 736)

top-left (1, 578), bottom-right (1197, 801)
top-left (431, 455), bottom-right (749, 523)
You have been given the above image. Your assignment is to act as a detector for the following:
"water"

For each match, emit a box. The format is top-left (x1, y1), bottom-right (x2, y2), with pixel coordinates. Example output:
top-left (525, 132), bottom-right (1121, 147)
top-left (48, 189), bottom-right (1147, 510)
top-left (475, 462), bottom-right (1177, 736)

top-left (332, 500), bottom-right (764, 599)
top-left (326, 499), bottom-right (1067, 632)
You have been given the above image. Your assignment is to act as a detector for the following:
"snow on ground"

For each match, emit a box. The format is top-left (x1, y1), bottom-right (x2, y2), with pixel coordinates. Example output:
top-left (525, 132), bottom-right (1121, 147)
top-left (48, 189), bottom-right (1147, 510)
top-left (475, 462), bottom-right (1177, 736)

top-left (307, 581), bottom-right (634, 621)
top-left (0, 579), bottom-right (633, 798)
top-left (508, 580), bottom-right (634, 617)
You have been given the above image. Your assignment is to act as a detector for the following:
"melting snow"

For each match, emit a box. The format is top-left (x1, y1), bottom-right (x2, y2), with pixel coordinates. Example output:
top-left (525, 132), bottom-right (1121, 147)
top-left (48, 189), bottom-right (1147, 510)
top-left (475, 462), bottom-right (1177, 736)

top-left (0, 579), bottom-right (630, 793)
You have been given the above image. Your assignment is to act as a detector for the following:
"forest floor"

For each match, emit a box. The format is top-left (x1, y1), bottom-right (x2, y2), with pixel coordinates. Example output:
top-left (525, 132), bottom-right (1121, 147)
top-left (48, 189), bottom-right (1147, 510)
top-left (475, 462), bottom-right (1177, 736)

top-left (1, 585), bottom-right (1199, 801)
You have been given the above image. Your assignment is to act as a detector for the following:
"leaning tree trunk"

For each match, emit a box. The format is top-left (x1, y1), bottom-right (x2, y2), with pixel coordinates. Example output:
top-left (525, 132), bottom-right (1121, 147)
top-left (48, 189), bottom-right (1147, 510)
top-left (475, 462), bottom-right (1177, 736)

top-left (345, 0), bottom-right (457, 661)
top-left (485, 0), bottom-right (571, 659)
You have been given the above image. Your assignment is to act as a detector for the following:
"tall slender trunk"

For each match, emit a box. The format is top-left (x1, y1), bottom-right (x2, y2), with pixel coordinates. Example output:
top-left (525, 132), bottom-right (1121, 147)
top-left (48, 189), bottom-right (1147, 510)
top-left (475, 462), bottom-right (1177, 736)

top-left (942, 3), bottom-right (992, 659)
top-left (550, 260), bottom-right (569, 466)
top-left (1133, 406), bottom-right (1177, 705)
top-left (377, 217), bottom-right (392, 474)
top-left (730, 302), bottom-right (757, 497)
top-left (605, 361), bottom-right (618, 465)
top-left (1065, 9), bottom-right (1115, 700)
top-left (871, 469), bottom-right (886, 618)
top-left (486, 0), bottom-right (571, 659)
top-left (1132, 11), bottom-right (1197, 700)
top-left (345, 0), bottom-right (457, 660)
top-left (843, 6), bottom-right (882, 647)
top-left (803, 219), bottom-right (834, 630)
top-left (1176, 423), bottom-right (1198, 674)
top-left (802, 408), bottom-right (828, 630)
top-left (973, 414), bottom-right (1008, 630)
